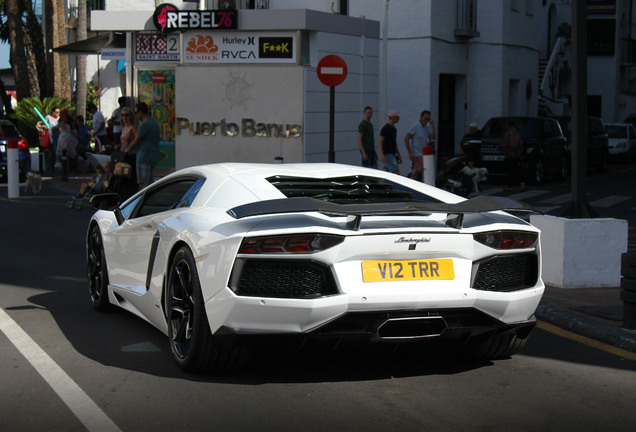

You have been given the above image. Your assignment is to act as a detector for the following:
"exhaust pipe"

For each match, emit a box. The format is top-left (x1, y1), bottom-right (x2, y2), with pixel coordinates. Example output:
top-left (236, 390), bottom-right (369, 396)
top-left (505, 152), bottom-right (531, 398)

top-left (375, 316), bottom-right (447, 341)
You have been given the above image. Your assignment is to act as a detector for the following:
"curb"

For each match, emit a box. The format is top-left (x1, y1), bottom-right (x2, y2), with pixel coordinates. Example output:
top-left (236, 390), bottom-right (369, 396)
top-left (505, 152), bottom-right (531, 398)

top-left (536, 304), bottom-right (636, 354)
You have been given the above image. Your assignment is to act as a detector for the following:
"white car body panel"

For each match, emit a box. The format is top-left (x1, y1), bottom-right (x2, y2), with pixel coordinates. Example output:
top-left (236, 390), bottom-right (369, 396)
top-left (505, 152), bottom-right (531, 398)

top-left (88, 162), bottom-right (544, 359)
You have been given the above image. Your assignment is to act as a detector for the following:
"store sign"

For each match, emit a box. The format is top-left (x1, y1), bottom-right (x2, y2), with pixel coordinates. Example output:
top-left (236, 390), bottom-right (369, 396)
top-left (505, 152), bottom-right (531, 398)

top-left (176, 117), bottom-right (302, 138)
top-left (136, 34), bottom-right (180, 61)
top-left (184, 32), bottom-right (295, 63)
top-left (101, 48), bottom-right (126, 61)
top-left (153, 3), bottom-right (237, 33)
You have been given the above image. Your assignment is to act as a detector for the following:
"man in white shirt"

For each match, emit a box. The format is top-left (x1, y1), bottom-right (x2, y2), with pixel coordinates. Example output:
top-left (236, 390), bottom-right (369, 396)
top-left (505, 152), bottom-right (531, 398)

top-left (404, 110), bottom-right (436, 181)
top-left (88, 103), bottom-right (109, 151)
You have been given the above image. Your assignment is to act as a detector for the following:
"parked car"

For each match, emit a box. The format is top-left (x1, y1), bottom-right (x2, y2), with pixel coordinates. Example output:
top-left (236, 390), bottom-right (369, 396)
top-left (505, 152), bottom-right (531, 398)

top-left (605, 122), bottom-right (636, 162)
top-left (0, 119), bottom-right (30, 182)
top-left (554, 116), bottom-right (609, 172)
top-left (480, 116), bottom-right (568, 184)
top-left (87, 163), bottom-right (543, 373)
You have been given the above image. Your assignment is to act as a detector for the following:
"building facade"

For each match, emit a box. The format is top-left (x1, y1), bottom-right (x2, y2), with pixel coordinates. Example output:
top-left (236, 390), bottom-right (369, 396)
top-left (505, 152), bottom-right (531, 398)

top-left (78, 0), bottom-right (636, 173)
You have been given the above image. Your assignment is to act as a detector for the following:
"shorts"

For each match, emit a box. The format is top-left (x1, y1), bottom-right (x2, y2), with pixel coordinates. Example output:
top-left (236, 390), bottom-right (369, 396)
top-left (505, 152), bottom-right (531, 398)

top-left (361, 149), bottom-right (378, 168)
top-left (137, 163), bottom-right (156, 184)
top-left (382, 154), bottom-right (399, 173)
top-left (412, 155), bottom-right (424, 174)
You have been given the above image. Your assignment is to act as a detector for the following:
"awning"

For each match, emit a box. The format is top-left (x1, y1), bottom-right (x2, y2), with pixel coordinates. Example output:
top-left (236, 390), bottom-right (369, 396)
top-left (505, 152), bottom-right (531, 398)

top-left (52, 33), bottom-right (126, 55)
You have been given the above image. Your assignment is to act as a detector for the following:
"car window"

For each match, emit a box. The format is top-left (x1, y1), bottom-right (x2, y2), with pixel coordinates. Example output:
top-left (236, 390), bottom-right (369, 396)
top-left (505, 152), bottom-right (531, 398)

top-left (482, 118), bottom-right (543, 140)
top-left (606, 125), bottom-right (627, 138)
top-left (267, 175), bottom-right (443, 204)
top-left (127, 177), bottom-right (204, 219)
top-left (0, 123), bottom-right (20, 138)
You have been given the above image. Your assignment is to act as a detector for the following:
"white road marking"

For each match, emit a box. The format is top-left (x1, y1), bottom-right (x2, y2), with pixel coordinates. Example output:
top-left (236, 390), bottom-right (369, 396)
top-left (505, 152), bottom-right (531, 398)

top-left (508, 190), bottom-right (549, 200)
top-left (540, 193), bottom-right (572, 204)
top-left (590, 195), bottom-right (631, 208)
top-left (0, 307), bottom-right (122, 432)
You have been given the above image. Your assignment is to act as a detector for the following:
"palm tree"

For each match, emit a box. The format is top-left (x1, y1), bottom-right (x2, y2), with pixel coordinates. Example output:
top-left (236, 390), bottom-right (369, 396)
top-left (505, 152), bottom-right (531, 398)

top-left (45, 0), bottom-right (71, 100)
top-left (0, 0), bottom-right (47, 98)
top-left (4, 0), bottom-right (30, 100)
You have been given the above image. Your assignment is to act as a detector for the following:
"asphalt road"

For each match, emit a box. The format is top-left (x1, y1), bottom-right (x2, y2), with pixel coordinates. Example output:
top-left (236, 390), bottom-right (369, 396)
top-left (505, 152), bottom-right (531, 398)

top-left (0, 167), bottom-right (635, 431)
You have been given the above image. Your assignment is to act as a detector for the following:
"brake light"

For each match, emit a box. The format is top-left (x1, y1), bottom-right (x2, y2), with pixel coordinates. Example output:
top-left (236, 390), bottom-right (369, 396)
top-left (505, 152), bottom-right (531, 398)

top-left (473, 231), bottom-right (537, 250)
top-left (18, 139), bottom-right (27, 150)
top-left (239, 234), bottom-right (344, 254)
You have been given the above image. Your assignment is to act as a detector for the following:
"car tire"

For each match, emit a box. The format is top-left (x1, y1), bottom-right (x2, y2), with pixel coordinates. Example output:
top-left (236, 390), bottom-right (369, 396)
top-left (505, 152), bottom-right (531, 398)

top-left (464, 332), bottom-right (528, 360)
top-left (165, 246), bottom-right (250, 373)
top-left (557, 155), bottom-right (568, 180)
top-left (87, 225), bottom-right (112, 311)
top-left (596, 152), bottom-right (608, 172)
top-left (532, 159), bottom-right (544, 184)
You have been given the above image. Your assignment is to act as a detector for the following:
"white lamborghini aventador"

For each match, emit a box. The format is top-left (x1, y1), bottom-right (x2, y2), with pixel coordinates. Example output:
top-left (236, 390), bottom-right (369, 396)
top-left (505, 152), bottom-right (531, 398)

top-left (87, 163), bottom-right (544, 373)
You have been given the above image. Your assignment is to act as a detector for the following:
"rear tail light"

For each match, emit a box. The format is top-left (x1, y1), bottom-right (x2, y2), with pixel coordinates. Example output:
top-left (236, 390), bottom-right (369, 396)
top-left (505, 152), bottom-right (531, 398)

top-left (18, 139), bottom-right (28, 150)
top-left (473, 231), bottom-right (537, 250)
top-left (239, 234), bottom-right (344, 254)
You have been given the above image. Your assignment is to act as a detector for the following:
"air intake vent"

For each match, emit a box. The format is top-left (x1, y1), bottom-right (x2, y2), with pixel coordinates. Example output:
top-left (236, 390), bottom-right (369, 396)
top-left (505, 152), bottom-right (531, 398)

top-left (234, 260), bottom-right (338, 299)
top-left (472, 253), bottom-right (538, 292)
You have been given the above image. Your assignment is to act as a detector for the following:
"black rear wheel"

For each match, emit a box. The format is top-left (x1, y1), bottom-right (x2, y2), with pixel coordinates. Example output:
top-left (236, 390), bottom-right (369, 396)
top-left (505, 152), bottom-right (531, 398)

top-left (165, 246), bottom-right (250, 373)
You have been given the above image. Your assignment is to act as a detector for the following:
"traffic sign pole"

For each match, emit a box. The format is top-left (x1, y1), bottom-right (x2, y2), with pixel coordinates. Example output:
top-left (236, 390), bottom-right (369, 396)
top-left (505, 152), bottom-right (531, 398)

top-left (329, 86), bottom-right (335, 163)
top-left (317, 55), bottom-right (348, 163)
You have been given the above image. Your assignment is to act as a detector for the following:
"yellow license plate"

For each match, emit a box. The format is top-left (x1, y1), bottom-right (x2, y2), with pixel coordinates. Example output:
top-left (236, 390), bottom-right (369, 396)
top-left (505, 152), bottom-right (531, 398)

top-left (362, 259), bottom-right (455, 282)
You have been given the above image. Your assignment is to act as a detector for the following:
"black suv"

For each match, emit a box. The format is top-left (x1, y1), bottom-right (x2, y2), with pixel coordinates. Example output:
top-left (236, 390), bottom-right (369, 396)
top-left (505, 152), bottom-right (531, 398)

top-left (480, 116), bottom-right (568, 184)
top-left (554, 116), bottom-right (609, 172)
top-left (0, 119), bottom-right (30, 182)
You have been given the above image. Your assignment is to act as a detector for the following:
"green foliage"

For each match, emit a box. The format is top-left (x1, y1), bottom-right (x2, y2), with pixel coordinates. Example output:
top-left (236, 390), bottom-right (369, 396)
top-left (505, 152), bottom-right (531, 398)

top-left (9, 96), bottom-right (74, 130)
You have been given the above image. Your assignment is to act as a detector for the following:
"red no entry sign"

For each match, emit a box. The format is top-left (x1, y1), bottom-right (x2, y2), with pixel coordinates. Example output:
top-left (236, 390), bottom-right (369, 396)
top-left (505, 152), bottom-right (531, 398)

top-left (317, 55), bottom-right (348, 87)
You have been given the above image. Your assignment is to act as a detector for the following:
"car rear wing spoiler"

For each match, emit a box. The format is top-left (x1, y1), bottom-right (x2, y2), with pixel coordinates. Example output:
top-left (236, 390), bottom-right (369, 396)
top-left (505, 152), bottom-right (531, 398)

top-left (227, 196), bottom-right (537, 230)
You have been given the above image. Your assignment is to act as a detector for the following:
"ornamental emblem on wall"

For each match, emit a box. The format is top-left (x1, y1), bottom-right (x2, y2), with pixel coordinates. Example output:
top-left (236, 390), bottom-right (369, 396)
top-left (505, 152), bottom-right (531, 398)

top-left (223, 73), bottom-right (254, 109)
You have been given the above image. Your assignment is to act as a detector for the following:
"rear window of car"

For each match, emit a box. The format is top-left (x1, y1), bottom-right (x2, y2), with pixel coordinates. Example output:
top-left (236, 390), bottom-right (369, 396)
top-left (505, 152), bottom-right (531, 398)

top-left (482, 118), bottom-right (544, 140)
top-left (267, 175), bottom-right (442, 204)
top-left (0, 123), bottom-right (20, 138)
top-left (606, 125), bottom-right (627, 138)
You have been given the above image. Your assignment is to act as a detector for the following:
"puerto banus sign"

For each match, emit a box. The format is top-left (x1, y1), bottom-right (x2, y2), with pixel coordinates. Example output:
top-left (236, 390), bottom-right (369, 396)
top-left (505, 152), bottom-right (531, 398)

top-left (153, 3), bottom-right (238, 33)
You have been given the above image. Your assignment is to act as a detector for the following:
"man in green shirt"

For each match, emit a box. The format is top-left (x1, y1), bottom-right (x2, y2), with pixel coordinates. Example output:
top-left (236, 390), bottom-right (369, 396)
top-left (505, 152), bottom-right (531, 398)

top-left (125, 102), bottom-right (160, 190)
top-left (358, 106), bottom-right (377, 168)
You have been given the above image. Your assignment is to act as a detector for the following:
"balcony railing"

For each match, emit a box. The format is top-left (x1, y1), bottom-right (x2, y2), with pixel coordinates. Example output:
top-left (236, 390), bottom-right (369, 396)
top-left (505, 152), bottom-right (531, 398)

top-left (455, 0), bottom-right (479, 38)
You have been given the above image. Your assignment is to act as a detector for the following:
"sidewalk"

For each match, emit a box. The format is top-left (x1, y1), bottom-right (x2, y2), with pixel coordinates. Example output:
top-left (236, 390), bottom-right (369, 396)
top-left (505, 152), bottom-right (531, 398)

top-left (536, 286), bottom-right (636, 353)
top-left (6, 172), bottom-right (636, 355)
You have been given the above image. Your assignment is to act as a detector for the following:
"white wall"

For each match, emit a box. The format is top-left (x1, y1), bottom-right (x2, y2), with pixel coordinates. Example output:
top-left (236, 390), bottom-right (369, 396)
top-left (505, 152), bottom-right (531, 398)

top-left (175, 65), bottom-right (304, 168)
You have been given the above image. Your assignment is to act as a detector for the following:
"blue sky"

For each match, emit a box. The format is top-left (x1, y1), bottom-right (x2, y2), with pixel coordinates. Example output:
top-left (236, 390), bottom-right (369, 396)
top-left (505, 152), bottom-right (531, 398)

top-left (0, 43), bottom-right (10, 69)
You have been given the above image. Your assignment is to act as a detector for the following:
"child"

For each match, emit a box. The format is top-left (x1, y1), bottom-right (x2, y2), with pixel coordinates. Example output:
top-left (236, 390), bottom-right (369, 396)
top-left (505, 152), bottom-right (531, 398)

top-left (74, 161), bottom-right (112, 199)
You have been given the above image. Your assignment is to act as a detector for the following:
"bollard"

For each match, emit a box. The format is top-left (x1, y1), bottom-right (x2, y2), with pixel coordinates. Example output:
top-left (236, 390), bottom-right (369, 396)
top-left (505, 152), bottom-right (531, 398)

top-left (30, 148), bottom-right (40, 173)
top-left (422, 145), bottom-right (435, 185)
top-left (7, 138), bottom-right (19, 198)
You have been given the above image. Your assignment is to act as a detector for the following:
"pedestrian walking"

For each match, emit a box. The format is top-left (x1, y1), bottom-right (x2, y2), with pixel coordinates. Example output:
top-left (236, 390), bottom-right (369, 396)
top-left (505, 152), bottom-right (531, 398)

top-left (498, 120), bottom-right (526, 191)
top-left (404, 110), bottom-right (436, 180)
top-left (125, 102), bottom-right (160, 190)
top-left (358, 106), bottom-right (378, 168)
top-left (379, 110), bottom-right (402, 174)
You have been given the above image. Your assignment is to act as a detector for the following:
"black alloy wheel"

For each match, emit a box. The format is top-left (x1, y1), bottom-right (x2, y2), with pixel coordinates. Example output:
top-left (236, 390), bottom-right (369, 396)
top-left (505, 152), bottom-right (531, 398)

top-left (87, 226), bottom-right (112, 311)
top-left (558, 155), bottom-right (568, 180)
top-left (166, 250), bottom-right (197, 362)
top-left (532, 159), bottom-right (544, 184)
top-left (165, 246), bottom-right (251, 373)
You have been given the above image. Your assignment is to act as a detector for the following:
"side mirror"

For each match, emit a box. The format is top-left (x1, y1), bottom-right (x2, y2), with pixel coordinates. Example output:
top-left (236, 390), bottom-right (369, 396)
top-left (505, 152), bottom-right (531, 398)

top-left (90, 193), bottom-right (121, 211)
top-left (90, 193), bottom-right (125, 225)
